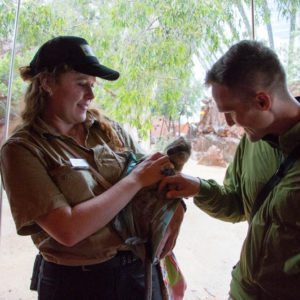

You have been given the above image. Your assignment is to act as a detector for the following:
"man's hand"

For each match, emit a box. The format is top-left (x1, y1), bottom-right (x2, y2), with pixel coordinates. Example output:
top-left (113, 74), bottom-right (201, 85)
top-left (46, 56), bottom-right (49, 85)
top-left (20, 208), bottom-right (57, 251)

top-left (159, 173), bottom-right (201, 199)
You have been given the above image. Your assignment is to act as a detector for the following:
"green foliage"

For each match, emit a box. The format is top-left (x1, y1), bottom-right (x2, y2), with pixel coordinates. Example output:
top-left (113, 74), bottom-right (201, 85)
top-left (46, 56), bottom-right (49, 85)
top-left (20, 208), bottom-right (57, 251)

top-left (0, 0), bottom-right (299, 138)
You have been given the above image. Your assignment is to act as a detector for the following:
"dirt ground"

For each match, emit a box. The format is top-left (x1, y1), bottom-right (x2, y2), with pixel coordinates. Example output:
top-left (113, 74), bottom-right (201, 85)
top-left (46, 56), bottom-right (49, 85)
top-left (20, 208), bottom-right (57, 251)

top-left (0, 159), bottom-right (247, 300)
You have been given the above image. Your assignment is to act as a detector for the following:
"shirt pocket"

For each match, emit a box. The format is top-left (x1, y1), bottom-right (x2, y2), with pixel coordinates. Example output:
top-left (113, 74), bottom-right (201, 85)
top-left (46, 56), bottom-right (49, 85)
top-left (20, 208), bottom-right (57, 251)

top-left (94, 144), bottom-right (128, 184)
top-left (49, 165), bottom-right (98, 206)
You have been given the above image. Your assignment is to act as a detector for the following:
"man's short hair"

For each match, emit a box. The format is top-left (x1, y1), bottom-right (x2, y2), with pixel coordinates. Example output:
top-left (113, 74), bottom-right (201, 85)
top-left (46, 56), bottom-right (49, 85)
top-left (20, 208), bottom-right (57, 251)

top-left (205, 40), bottom-right (286, 94)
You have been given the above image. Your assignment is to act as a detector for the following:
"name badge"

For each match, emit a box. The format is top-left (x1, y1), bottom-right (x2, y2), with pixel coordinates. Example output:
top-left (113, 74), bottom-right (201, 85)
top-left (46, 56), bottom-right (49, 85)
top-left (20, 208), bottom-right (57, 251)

top-left (69, 158), bottom-right (89, 169)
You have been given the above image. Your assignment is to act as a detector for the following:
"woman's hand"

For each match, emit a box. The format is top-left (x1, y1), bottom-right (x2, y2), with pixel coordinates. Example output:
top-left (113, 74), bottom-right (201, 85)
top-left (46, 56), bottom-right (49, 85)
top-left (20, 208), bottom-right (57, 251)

top-left (129, 152), bottom-right (173, 188)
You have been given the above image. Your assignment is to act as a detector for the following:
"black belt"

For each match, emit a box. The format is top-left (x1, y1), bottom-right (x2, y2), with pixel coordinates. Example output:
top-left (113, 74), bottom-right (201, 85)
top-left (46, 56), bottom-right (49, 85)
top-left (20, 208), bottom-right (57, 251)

top-left (42, 251), bottom-right (140, 273)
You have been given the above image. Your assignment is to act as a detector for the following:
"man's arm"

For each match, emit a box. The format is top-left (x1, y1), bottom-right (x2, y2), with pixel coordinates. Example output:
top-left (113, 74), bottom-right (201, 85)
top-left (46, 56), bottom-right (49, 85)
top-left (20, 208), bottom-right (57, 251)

top-left (159, 137), bottom-right (248, 223)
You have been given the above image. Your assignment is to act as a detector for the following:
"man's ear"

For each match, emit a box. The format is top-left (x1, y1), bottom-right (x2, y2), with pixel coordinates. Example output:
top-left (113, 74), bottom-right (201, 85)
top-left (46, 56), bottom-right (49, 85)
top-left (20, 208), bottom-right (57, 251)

top-left (255, 92), bottom-right (271, 111)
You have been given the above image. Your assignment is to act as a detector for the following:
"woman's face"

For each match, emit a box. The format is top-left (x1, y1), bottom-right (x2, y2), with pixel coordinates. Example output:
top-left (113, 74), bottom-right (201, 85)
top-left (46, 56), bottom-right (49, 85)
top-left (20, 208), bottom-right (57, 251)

top-left (44, 70), bottom-right (96, 128)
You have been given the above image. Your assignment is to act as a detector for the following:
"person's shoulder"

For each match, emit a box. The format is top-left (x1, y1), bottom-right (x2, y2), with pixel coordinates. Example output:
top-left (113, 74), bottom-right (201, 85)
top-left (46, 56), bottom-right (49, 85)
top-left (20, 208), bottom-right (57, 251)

top-left (3, 124), bottom-right (29, 141)
top-left (100, 116), bottom-right (126, 135)
top-left (1, 123), bottom-right (39, 150)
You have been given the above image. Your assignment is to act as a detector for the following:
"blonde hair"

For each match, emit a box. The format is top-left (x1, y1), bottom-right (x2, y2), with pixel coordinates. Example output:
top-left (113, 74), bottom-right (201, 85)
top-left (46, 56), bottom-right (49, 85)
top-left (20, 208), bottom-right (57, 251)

top-left (19, 65), bottom-right (123, 150)
top-left (19, 65), bottom-right (49, 125)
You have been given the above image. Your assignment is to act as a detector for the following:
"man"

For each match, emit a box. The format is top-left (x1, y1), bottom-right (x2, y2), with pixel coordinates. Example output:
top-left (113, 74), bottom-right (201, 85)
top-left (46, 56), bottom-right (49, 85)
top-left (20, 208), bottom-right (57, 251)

top-left (159, 40), bottom-right (300, 299)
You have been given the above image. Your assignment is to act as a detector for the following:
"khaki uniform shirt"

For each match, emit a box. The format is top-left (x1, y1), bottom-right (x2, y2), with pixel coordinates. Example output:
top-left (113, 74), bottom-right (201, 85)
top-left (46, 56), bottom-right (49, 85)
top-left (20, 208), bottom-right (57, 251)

top-left (0, 112), bottom-right (145, 266)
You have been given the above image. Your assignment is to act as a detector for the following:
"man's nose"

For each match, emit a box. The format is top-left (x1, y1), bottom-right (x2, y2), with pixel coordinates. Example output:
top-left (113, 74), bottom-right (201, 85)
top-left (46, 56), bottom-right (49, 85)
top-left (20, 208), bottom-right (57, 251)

top-left (224, 113), bottom-right (235, 126)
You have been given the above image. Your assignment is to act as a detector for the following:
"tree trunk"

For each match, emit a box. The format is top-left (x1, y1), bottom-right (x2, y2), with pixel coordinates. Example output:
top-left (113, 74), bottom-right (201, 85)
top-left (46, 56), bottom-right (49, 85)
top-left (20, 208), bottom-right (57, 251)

top-left (262, 0), bottom-right (274, 49)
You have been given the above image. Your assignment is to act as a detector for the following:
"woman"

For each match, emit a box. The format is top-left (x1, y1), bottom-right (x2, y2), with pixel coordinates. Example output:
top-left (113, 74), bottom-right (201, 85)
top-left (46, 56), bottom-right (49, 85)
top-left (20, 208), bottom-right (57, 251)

top-left (0, 36), bottom-right (176, 300)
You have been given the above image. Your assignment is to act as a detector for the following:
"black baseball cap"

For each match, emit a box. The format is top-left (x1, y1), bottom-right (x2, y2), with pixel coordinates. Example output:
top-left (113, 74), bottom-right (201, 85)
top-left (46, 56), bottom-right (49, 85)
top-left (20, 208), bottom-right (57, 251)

top-left (29, 36), bottom-right (120, 80)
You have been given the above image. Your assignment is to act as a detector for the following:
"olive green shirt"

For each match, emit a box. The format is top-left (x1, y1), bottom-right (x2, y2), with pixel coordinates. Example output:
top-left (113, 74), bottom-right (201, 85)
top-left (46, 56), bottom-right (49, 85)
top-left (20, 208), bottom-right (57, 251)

top-left (194, 120), bottom-right (300, 299)
top-left (0, 112), bottom-right (145, 266)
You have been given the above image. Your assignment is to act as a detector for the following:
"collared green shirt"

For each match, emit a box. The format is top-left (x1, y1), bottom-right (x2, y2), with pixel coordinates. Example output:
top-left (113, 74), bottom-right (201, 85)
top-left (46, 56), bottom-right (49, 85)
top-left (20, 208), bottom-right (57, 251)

top-left (194, 121), bottom-right (300, 300)
top-left (0, 111), bottom-right (145, 265)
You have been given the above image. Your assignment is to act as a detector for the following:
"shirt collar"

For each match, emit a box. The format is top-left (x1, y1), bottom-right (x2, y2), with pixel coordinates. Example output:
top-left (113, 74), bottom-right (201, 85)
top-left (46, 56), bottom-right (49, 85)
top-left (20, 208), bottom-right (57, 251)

top-left (262, 96), bottom-right (300, 153)
top-left (31, 110), bottom-right (98, 140)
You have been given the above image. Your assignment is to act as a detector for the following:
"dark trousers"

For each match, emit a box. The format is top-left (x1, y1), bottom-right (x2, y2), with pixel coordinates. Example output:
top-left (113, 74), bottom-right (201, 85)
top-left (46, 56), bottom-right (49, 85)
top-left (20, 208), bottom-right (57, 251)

top-left (38, 252), bottom-right (163, 300)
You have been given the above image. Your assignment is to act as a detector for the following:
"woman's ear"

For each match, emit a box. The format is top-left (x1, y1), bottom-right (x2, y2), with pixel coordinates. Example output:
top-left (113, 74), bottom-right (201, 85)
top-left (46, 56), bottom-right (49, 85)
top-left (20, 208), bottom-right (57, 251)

top-left (255, 92), bottom-right (272, 111)
top-left (40, 75), bottom-right (54, 96)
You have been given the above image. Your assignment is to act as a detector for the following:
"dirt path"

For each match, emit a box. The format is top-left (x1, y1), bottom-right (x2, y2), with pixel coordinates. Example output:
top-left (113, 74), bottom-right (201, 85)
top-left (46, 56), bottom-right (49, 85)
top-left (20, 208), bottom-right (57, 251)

top-left (0, 159), bottom-right (247, 300)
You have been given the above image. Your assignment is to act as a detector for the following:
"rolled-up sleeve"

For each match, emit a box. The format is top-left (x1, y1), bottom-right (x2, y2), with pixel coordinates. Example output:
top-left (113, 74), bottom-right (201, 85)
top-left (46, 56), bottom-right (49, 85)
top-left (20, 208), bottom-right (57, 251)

top-left (0, 142), bottom-right (67, 235)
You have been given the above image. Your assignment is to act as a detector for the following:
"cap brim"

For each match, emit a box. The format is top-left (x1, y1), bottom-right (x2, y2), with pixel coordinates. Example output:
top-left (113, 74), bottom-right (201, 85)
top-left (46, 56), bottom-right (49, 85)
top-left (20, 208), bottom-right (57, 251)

top-left (73, 63), bottom-right (120, 81)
